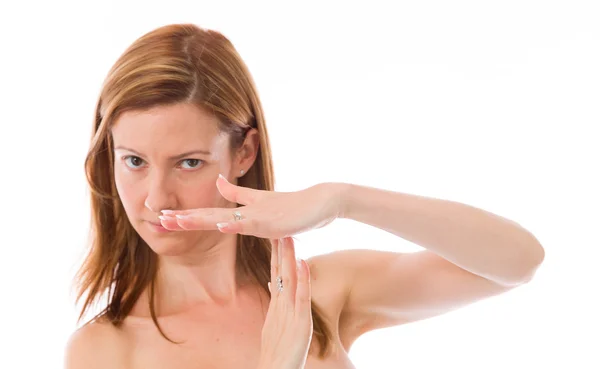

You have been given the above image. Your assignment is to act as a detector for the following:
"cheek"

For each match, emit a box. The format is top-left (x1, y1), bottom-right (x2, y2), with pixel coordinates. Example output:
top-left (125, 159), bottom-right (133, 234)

top-left (114, 172), bottom-right (142, 213)
top-left (180, 179), bottom-right (224, 207)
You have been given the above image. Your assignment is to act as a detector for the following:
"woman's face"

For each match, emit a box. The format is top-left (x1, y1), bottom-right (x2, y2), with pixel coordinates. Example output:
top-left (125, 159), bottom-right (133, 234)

top-left (111, 102), bottom-right (236, 255)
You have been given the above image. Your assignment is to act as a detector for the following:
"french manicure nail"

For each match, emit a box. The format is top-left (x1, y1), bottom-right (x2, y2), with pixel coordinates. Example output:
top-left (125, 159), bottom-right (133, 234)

top-left (161, 210), bottom-right (175, 214)
top-left (175, 215), bottom-right (189, 220)
top-left (216, 222), bottom-right (229, 229)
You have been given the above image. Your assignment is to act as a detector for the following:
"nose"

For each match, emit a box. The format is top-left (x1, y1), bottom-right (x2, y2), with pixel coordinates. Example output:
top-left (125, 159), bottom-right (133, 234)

top-left (144, 172), bottom-right (176, 214)
top-left (144, 200), bottom-right (159, 213)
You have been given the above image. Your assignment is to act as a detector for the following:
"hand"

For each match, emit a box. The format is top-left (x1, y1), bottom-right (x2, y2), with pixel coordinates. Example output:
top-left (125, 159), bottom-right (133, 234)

top-left (159, 175), bottom-right (347, 239)
top-left (259, 237), bottom-right (313, 369)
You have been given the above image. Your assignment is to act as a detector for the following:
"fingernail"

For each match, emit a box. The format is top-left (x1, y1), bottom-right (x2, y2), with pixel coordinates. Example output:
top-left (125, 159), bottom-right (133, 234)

top-left (216, 222), bottom-right (229, 229)
top-left (158, 215), bottom-right (172, 221)
top-left (161, 210), bottom-right (175, 214)
top-left (175, 215), bottom-right (190, 220)
top-left (296, 258), bottom-right (302, 271)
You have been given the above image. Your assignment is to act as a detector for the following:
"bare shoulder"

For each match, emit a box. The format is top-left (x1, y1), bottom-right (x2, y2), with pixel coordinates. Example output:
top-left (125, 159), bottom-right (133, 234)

top-left (64, 319), bottom-right (127, 369)
top-left (305, 249), bottom-right (375, 311)
top-left (306, 248), bottom-right (366, 292)
top-left (305, 250), bottom-right (356, 327)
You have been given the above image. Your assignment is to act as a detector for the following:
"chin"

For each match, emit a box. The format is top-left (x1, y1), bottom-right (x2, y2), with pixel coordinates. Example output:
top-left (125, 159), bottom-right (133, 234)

top-left (141, 236), bottom-right (196, 257)
top-left (147, 243), bottom-right (190, 257)
top-left (135, 221), bottom-right (193, 256)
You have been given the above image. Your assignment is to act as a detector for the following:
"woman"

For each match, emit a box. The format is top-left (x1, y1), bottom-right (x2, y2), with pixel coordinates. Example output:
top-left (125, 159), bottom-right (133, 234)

top-left (65, 23), bottom-right (545, 369)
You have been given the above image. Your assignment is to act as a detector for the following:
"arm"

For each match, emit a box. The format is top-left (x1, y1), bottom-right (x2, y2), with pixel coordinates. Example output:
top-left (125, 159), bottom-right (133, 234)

top-left (337, 183), bottom-right (545, 286)
top-left (316, 183), bottom-right (544, 346)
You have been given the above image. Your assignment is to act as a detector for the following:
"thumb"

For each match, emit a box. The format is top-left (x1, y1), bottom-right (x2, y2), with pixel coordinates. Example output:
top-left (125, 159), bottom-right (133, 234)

top-left (217, 174), bottom-right (261, 205)
top-left (217, 174), bottom-right (238, 203)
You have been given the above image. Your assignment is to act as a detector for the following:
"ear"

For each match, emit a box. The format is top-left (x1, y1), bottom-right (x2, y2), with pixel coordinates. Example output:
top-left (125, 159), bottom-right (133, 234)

top-left (235, 128), bottom-right (259, 173)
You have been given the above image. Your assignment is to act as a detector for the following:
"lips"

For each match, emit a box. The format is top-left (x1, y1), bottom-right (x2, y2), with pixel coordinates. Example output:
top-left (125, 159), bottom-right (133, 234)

top-left (147, 220), bottom-right (172, 233)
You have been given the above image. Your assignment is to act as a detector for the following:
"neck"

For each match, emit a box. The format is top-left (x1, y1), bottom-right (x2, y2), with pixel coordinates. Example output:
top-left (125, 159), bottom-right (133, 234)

top-left (133, 232), bottom-right (254, 318)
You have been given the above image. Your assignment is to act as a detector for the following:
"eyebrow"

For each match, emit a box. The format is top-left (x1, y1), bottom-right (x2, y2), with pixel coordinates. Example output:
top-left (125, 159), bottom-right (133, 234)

top-left (114, 146), bottom-right (212, 160)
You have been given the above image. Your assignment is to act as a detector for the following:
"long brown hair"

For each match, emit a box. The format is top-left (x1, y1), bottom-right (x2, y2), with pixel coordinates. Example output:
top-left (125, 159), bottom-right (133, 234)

top-left (73, 23), bottom-right (333, 358)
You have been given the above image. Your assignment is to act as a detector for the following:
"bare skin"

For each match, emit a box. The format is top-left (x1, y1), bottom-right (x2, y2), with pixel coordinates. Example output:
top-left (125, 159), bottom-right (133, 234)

top-left (66, 103), bottom-right (356, 368)
top-left (67, 252), bottom-right (356, 369)
top-left (66, 102), bottom-right (537, 368)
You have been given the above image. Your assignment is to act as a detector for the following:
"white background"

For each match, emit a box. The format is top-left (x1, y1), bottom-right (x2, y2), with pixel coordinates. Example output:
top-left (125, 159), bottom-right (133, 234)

top-left (1, 1), bottom-right (598, 368)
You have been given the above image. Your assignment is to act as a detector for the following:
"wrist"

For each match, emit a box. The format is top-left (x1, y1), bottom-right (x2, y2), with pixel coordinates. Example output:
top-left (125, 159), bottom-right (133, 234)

top-left (329, 182), bottom-right (352, 219)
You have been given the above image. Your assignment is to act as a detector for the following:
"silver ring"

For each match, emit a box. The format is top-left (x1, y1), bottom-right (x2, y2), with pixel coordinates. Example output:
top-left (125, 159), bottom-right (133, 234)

top-left (276, 276), bottom-right (283, 292)
top-left (233, 210), bottom-right (243, 222)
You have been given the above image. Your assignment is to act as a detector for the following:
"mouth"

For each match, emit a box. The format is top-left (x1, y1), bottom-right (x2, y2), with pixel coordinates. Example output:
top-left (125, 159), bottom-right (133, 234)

top-left (147, 220), bottom-right (172, 233)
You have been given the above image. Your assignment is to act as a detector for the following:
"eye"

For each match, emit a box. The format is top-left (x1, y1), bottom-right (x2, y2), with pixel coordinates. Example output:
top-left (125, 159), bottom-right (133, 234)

top-left (179, 159), bottom-right (204, 170)
top-left (124, 155), bottom-right (146, 169)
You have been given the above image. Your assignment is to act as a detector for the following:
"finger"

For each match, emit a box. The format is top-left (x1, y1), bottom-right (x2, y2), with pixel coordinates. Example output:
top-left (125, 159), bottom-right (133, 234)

top-left (281, 237), bottom-right (298, 304)
top-left (157, 215), bottom-right (185, 230)
top-left (160, 207), bottom-right (213, 216)
top-left (217, 174), bottom-right (264, 206)
top-left (295, 259), bottom-right (312, 316)
top-left (269, 238), bottom-right (280, 294)
top-left (174, 208), bottom-right (245, 231)
top-left (160, 209), bottom-right (196, 216)
top-left (215, 218), bottom-right (256, 236)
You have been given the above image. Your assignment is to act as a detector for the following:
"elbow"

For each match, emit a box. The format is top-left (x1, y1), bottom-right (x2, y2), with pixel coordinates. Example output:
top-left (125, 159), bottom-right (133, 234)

top-left (507, 238), bottom-right (546, 286)
top-left (524, 231), bottom-right (545, 276)
top-left (494, 237), bottom-right (545, 287)
top-left (523, 240), bottom-right (545, 283)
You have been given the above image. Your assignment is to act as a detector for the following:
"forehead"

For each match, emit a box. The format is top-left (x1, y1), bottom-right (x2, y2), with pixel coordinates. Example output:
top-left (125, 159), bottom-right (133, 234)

top-left (111, 103), bottom-right (226, 152)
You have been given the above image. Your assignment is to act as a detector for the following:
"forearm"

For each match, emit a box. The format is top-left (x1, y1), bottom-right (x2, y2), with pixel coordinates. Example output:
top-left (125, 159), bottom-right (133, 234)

top-left (336, 183), bottom-right (545, 286)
